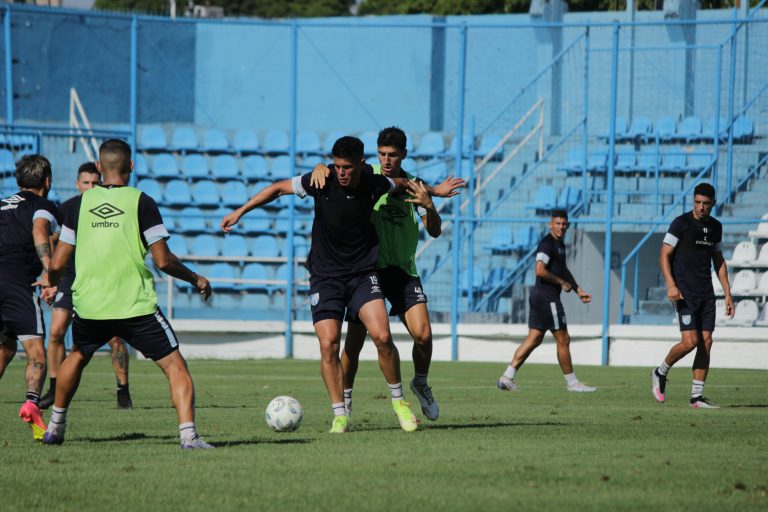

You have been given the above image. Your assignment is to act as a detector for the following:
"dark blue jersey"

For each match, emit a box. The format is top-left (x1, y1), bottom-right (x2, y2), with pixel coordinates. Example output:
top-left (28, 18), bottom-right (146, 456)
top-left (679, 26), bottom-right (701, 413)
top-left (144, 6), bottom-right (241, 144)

top-left (663, 212), bottom-right (723, 300)
top-left (0, 190), bottom-right (59, 285)
top-left (531, 233), bottom-right (572, 302)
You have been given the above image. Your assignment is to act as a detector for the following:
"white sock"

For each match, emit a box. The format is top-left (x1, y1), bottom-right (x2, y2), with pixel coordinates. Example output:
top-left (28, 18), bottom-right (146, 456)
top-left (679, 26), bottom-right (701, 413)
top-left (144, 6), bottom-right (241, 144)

top-left (691, 380), bottom-right (705, 398)
top-left (332, 402), bottom-right (346, 417)
top-left (343, 389), bottom-right (353, 412)
top-left (387, 382), bottom-right (404, 401)
top-left (503, 365), bottom-right (516, 380)
top-left (413, 373), bottom-right (428, 386)
top-left (179, 422), bottom-right (197, 441)
top-left (48, 406), bottom-right (68, 436)
top-left (657, 361), bottom-right (671, 376)
top-left (564, 373), bottom-right (579, 386)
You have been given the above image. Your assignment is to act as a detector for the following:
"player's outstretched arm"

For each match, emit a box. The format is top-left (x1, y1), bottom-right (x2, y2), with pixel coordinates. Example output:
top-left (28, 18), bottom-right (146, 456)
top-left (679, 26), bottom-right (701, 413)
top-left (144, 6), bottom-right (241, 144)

top-left (429, 176), bottom-right (466, 198)
top-left (712, 251), bottom-right (735, 317)
top-left (150, 239), bottom-right (212, 300)
top-left (221, 179), bottom-right (294, 233)
top-left (659, 243), bottom-right (683, 301)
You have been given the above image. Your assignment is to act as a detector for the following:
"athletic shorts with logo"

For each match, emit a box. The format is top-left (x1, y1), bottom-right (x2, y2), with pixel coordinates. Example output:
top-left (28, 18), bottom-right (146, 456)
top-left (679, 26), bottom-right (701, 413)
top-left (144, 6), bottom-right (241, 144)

top-left (53, 280), bottom-right (73, 311)
top-left (73, 309), bottom-right (178, 361)
top-left (675, 296), bottom-right (716, 332)
top-left (308, 270), bottom-right (384, 324)
top-left (528, 295), bottom-right (567, 332)
top-left (0, 282), bottom-right (45, 340)
top-left (346, 265), bottom-right (428, 324)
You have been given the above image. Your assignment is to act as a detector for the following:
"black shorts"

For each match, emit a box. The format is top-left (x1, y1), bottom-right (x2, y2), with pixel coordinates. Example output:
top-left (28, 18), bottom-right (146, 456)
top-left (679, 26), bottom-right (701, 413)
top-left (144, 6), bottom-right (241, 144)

top-left (53, 288), bottom-right (73, 311)
top-left (308, 270), bottom-right (384, 324)
top-left (528, 295), bottom-right (567, 332)
top-left (73, 309), bottom-right (179, 361)
top-left (675, 296), bottom-right (716, 332)
top-left (347, 266), bottom-right (428, 324)
top-left (0, 282), bottom-right (45, 340)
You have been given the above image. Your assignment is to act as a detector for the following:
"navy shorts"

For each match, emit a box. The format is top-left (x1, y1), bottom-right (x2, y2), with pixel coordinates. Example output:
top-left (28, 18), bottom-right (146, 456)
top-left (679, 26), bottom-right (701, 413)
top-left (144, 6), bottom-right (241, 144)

top-left (675, 296), bottom-right (716, 332)
top-left (73, 309), bottom-right (179, 361)
top-left (308, 270), bottom-right (384, 324)
top-left (528, 295), bottom-right (567, 333)
top-left (53, 279), bottom-right (73, 311)
top-left (0, 282), bottom-right (45, 340)
top-left (347, 266), bottom-right (428, 324)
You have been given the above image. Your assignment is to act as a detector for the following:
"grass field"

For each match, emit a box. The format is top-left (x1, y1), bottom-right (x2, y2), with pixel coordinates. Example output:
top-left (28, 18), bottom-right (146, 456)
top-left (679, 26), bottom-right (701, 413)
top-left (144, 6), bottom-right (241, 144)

top-left (1, 357), bottom-right (766, 511)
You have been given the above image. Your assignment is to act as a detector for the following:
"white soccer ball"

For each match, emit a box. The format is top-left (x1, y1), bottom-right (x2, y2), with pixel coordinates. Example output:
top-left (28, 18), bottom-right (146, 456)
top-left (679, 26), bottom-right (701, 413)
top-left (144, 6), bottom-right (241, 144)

top-left (265, 396), bottom-right (303, 432)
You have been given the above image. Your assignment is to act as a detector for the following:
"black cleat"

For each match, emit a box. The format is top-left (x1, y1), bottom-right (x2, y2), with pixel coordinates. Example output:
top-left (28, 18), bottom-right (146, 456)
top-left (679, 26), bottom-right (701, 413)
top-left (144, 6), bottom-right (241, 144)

top-left (117, 389), bottom-right (133, 410)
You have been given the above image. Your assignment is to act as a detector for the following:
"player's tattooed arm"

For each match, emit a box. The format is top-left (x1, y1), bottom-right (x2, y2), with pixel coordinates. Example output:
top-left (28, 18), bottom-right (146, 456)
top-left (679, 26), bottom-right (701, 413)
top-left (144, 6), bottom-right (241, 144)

top-left (150, 239), bottom-right (212, 300)
top-left (32, 218), bottom-right (53, 271)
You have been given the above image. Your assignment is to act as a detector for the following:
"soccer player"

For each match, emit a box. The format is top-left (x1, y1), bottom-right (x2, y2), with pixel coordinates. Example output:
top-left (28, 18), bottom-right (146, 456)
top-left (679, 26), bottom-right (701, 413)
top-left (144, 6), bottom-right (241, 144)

top-left (39, 139), bottom-right (214, 449)
top-left (497, 209), bottom-right (596, 393)
top-left (221, 136), bottom-right (463, 433)
top-left (651, 183), bottom-right (734, 408)
top-left (309, 127), bottom-right (459, 421)
top-left (39, 162), bottom-right (133, 410)
top-left (0, 154), bottom-right (59, 440)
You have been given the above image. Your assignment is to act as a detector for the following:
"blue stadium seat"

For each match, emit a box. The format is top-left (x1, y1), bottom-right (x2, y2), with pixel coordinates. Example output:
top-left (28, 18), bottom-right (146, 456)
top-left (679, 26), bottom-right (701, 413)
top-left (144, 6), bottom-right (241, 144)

top-left (558, 148), bottom-right (586, 175)
top-left (158, 206), bottom-right (175, 232)
top-left (557, 186), bottom-right (582, 210)
top-left (660, 152), bottom-right (687, 173)
top-left (448, 134), bottom-right (477, 157)
top-left (635, 149), bottom-right (659, 174)
top-left (733, 115), bottom-right (754, 143)
top-left (293, 240), bottom-right (309, 260)
top-left (163, 179), bottom-right (192, 207)
top-left (414, 132), bottom-right (445, 158)
top-left (251, 234), bottom-right (281, 258)
top-left (167, 235), bottom-right (188, 256)
top-left (273, 263), bottom-right (293, 293)
top-left (177, 206), bottom-right (208, 234)
top-left (460, 268), bottom-right (485, 296)
top-left (401, 157), bottom-right (418, 173)
top-left (299, 155), bottom-right (323, 173)
top-left (263, 129), bottom-right (289, 154)
top-left (221, 181), bottom-right (249, 208)
top-left (222, 233), bottom-right (249, 257)
top-left (242, 155), bottom-right (268, 182)
top-left (240, 214), bottom-right (272, 235)
top-left (249, 180), bottom-right (272, 198)
top-left (0, 149), bottom-right (14, 174)
top-left (587, 148), bottom-right (609, 172)
top-left (273, 210), bottom-right (293, 235)
top-left (615, 150), bottom-right (636, 173)
top-left (152, 154), bottom-right (180, 180)
top-left (181, 154), bottom-right (209, 181)
top-left (296, 130), bottom-right (322, 155)
top-left (685, 151), bottom-right (713, 173)
top-left (526, 186), bottom-right (557, 211)
top-left (190, 234), bottom-right (220, 257)
top-left (137, 179), bottom-right (163, 201)
top-left (476, 134), bottom-right (504, 160)
top-left (171, 127), bottom-right (198, 153)
top-left (655, 117), bottom-right (677, 142)
top-left (139, 126), bottom-right (167, 152)
top-left (240, 263), bottom-right (271, 293)
top-left (605, 117), bottom-right (629, 141)
top-left (270, 155), bottom-right (294, 179)
top-left (628, 117), bottom-right (652, 141)
top-left (484, 227), bottom-right (513, 252)
top-left (704, 117), bottom-right (727, 141)
top-left (359, 131), bottom-right (378, 157)
top-left (209, 262), bottom-right (239, 292)
top-left (201, 128), bottom-right (230, 154)
top-left (323, 130), bottom-right (345, 155)
top-left (134, 153), bottom-right (150, 179)
top-left (510, 226), bottom-right (538, 251)
top-left (213, 155), bottom-right (240, 181)
top-left (233, 129), bottom-right (260, 154)
top-left (191, 180), bottom-right (220, 208)
top-left (677, 116), bottom-right (702, 142)
top-left (274, 194), bottom-right (295, 209)
top-left (419, 160), bottom-right (448, 183)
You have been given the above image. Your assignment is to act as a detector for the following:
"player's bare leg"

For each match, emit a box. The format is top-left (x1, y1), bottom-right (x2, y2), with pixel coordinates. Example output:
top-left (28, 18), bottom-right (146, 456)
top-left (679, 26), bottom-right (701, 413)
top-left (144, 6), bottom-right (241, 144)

top-left (688, 331), bottom-right (717, 408)
top-left (39, 308), bottom-right (71, 409)
top-left (498, 329), bottom-right (545, 391)
top-left (314, 318), bottom-right (349, 432)
top-left (18, 337), bottom-right (48, 440)
top-left (358, 299), bottom-right (417, 432)
top-left (0, 333), bottom-right (17, 380)
top-left (552, 329), bottom-right (595, 392)
top-left (341, 322), bottom-right (367, 416)
top-left (401, 303), bottom-right (439, 420)
top-left (108, 337), bottom-right (132, 409)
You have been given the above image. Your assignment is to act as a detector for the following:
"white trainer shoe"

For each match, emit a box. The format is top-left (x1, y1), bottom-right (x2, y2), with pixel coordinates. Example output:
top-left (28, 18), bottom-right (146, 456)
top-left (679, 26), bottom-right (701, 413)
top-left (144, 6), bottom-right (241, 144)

top-left (690, 396), bottom-right (719, 409)
top-left (567, 381), bottom-right (597, 393)
top-left (180, 436), bottom-right (215, 449)
top-left (497, 375), bottom-right (518, 392)
top-left (409, 379), bottom-right (439, 421)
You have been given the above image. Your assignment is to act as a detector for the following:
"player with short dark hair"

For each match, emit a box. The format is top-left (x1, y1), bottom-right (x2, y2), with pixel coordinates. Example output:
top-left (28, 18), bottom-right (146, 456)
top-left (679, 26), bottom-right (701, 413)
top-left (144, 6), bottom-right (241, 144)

top-left (39, 139), bottom-right (214, 449)
top-left (651, 182), bottom-right (734, 408)
top-left (39, 162), bottom-right (133, 410)
top-left (497, 209), bottom-right (596, 392)
top-left (0, 154), bottom-right (59, 440)
top-left (310, 126), bottom-right (462, 421)
top-left (221, 135), bottom-right (463, 433)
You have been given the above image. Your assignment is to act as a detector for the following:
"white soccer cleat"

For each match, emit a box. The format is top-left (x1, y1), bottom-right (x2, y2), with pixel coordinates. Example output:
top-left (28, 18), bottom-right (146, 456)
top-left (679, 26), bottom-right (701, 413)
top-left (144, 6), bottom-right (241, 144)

top-left (180, 436), bottom-right (215, 449)
top-left (651, 369), bottom-right (667, 403)
top-left (497, 376), bottom-right (518, 392)
top-left (567, 381), bottom-right (597, 393)
top-left (690, 396), bottom-right (720, 409)
top-left (409, 379), bottom-right (439, 421)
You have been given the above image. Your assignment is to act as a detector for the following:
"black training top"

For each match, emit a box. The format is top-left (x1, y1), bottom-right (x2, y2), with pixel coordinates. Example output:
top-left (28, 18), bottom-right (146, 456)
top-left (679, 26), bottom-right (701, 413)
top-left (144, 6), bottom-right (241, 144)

top-left (292, 166), bottom-right (394, 278)
top-left (57, 195), bottom-right (79, 290)
top-left (663, 212), bottom-right (723, 299)
top-left (0, 190), bottom-right (60, 285)
top-left (531, 233), bottom-right (572, 302)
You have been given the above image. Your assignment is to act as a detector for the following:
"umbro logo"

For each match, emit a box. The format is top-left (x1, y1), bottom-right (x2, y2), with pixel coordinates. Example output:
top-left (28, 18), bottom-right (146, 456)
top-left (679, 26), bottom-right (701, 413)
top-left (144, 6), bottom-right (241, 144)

top-left (89, 203), bottom-right (124, 220)
top-left (2, 195), bottom-right (24, 205)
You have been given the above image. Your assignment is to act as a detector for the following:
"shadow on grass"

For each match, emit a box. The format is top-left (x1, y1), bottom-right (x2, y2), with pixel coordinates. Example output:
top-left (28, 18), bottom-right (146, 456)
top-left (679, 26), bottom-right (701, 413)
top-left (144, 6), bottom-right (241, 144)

top-left (351, 421), bottom-right (567, 432)
top-left (77, 432), bottom-right (314, 447)
top-left (79, 432), bottom-right (177, 443)
top-left (213, 438), bottom-right (314, 447)
top-left (727, 404), bottom-right (768, 408)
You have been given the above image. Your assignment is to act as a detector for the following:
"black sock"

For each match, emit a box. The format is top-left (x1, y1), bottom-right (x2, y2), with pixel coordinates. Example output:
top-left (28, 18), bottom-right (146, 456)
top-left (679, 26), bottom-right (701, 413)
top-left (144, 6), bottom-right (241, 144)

top-left (26, 391), bottom-right (40, 405)
top-left (49, 378), bottom-right (57, 391)
top-left (117, 383), bottom-right (129, 393)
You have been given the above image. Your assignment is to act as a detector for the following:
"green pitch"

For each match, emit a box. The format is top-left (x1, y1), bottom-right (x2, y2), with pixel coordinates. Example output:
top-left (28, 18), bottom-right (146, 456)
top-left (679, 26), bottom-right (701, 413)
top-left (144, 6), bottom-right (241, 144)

top-left (1, 358), bottom-right (766, 511)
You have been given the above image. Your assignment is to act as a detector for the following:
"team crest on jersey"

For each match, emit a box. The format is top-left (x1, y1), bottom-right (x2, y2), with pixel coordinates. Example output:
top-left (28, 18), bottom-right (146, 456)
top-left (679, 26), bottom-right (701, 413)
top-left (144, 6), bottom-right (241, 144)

top-left (681, 315), bottom-right (692, 325)
top-left (309, 293), bottom-right (320, 306)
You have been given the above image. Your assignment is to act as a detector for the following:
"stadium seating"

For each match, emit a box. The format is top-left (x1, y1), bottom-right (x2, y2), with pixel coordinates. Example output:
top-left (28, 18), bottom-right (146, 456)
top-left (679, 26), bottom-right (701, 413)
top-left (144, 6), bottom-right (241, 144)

top-left (587, 149), bottom-right (608, 173)
top-left (756, 271), bottom-right (768, 295)
top-left (201, 128), bottom-right (230, 154)
top-left (684, 151), bottom-right (712, 173)
top-left (476, 133), bottom-right (504, 160)
top-left (190, 234), bottom-right (220, 257)
top-left (233, 129), bottom-right (260, 154)
top-left (242, 155), bottom-right (268, 182)
top-left (402, 157), bottom-right (418, 173)
top-left (755, 303), bottom-right (768, 326)
top-left (677, 116), bottom-right (702, 142)
top-left (250, 234), bottom-right (281, 258)
top-left (704, 117), bottom-right (727, 141)
top-left (270, 155), bottom-right (293, 179)
top-left (322, 130), bottom-right (345, 155)
top-left (733, 115), bottom-right (754, 143)
top-left (485, 227), bottom-right (513, 252)
top-left (139, 126), bottom-right (167, 152)
top-left (192, 180), bottom-right (221, 208)
top-left (730, 241), bottom-right (757, 265)
top-left (460, 268), bottom-right (485, 296)
top-left (176, 207), bottom-right (209, 234)
top-left (134, 153), bottom-right (150, 178)
top-left (556, 186), bottom-right (581, 210)
top-left (137, 179), bottom-right (162, 200)
top-left (208, 262), bottom-right (239, 292)
top-left (239, 214), bottom-right (272, 235)
top-left (558, 148), bottom-right (586, 175)
top-left (163, 179), bottom-right (192, 206)
top-left (296, 130), bottom-right (322, 155)
top-left (167, 235), bottom-right (188, 256)
top-left (747, 213), bottom-right (768, 240)
top-left (419, 160), bottom-right (448, 183)
top-left (171, 127), bottom-right (198, 153)
top-left (182, 154), bottom-right (209, 181)
top-left (263, 129), bottom-right (289, 155)
top-left (615, 150), bottom-right (636, 173)
top-left (152, 154), bottom-right (180, 180)
top-left (756, 242), bottom-right (768, 264)
top-left (448, 134), bottom-right (477, 156)
top-left (275, 263), bottom-right (309, 292)
top-left (414, 132), bottom-right (445, 158)
top-left (240, 263), bottom-right (271, 292)
top-left (604, 116), bottom-right (628, 141)
top-left (221, 181), bottom-right (249, 208)
top-left (222, 233), bottom-right (249, 257)
top-left (628, 117), bottom-right (652, 141)
top-left (526, 186), bottom-right (557, 211)
top-left (635, 149), bottom-right (658, 173)
top-left (510, 226), bottom-right (537, 251)
top-left (213, 155), bottom-right (240, 181)
top-left (715, 299), bottom-right (727, 326)
top-left (711, 271), bottom-right (724, 296)
top-left (655, 117), bottom-right (676, 142)
top-left (726, 299), bottom-right (759, 326)
top-left (660, 152), bottom-right (686, 174)
top-left (731, 269), bottom-right (757, 295)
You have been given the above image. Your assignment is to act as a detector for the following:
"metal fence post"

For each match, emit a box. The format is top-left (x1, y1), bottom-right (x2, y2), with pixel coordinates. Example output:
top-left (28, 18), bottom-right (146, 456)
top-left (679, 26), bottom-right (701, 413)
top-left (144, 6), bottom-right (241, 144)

top-left (285, 20), bottom-right (299, 359)
top-left (129, 15), bottom-right (138, 177)
top-left (4, 6), bottom-right (13, 126)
